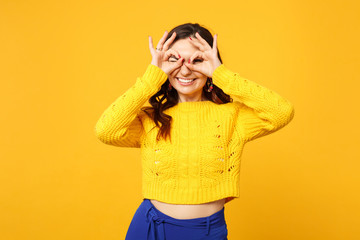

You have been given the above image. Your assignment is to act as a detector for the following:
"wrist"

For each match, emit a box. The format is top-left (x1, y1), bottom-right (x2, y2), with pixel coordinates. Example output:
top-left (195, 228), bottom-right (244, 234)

top-left (150, 61), bottom-right (159, 68)
top-left (210, 61), bottom-right (222, 78)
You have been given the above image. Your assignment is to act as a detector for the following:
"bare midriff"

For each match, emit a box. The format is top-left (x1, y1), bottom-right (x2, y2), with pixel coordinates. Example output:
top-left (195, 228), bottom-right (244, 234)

top-left (149, 198), bottom-right (226, 219)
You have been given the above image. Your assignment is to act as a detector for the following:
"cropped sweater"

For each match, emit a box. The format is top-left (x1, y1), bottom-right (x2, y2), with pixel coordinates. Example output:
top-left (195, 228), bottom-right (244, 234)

top-left (94, 64), bottom-right (295, 204)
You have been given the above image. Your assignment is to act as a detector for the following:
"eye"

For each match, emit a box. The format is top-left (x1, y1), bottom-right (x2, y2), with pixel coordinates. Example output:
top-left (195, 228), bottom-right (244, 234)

top-left (193, 58), bottom-right (203, 63)
top-left (169, 55), bottom-right (178, 62)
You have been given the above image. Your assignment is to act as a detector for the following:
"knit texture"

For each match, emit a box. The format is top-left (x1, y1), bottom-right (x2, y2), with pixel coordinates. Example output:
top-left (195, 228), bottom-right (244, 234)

top-left (95, 63), bottom-right (295, 204)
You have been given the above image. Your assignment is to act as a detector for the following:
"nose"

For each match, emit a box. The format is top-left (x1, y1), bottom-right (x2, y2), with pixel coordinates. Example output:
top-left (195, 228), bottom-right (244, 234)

top-left (179, 61), bottom-right (192, 75)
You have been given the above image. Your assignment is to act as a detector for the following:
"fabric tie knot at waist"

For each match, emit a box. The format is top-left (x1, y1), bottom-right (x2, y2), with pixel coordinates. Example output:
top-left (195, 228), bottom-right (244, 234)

top-left (145, 206), bottom-right (166, 240)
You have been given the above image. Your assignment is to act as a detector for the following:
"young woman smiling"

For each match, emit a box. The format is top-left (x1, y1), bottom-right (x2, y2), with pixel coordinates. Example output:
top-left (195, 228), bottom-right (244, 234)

top-left (95, 23), bottom-right (295, 240)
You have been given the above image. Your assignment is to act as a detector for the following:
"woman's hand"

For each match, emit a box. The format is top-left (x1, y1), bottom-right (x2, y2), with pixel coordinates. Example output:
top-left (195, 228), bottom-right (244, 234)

top-left (184, 32), bottom-right (222, 78)
top-left (149, 31), bottom-right (184, 76)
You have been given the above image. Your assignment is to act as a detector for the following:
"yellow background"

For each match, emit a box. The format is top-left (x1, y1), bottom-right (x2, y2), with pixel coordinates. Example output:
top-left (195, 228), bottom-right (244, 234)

top-left (1, 0), bottom-right (359, 239)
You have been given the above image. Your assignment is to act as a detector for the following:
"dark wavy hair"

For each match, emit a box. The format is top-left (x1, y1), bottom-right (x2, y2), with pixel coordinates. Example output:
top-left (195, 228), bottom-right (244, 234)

top-left (141, 23), bottom-right (233, 143)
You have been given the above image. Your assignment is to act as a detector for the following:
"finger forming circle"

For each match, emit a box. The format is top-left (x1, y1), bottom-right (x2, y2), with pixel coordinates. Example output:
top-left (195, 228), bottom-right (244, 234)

top-left (188, 38), bottom-right (205, 51)
top-left (195, 32), bottom-right (212, 50)
top-left (163, 32), bottom-right (177, 51)
top-left (156, 31), bottom-right (169, 51)
top-left (189, 50), bottom-right (204, 63)
top-left (164, 49), bottom-right (180, 61)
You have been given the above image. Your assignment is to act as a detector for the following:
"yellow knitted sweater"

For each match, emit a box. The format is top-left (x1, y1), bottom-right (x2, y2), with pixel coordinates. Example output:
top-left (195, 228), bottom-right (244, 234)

top-left (95, 64), bottom-right (295, 204)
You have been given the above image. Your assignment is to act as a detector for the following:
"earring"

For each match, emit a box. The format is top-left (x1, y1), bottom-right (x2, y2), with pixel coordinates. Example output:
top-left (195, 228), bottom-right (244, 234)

top-left (168, 83), bottom-right (172, 91)
top-left (205, 78), bottom-right (213, 92)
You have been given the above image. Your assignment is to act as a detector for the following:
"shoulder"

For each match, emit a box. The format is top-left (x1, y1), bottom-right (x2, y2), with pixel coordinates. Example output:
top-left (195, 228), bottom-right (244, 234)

top-left (231, 100), bottom-right (253, 113)
top-left (220, 101), bottom-right (256, 121)
top-left (215, 100), bottom-right (243, 112)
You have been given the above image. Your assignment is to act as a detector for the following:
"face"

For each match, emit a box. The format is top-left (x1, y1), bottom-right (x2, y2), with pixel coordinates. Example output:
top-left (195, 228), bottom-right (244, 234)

top-left (167, 38), bottom-right (208, 102)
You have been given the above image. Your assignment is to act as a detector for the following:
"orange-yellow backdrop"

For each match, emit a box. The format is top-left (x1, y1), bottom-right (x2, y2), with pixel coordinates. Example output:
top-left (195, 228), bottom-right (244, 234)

top-left (1, 0), bottom-right (359, 239)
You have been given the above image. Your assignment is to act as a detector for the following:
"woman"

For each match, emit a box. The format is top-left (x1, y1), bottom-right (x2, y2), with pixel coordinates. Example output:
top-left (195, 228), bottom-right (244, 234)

top-left (95, 23), bottom-right (295, 240)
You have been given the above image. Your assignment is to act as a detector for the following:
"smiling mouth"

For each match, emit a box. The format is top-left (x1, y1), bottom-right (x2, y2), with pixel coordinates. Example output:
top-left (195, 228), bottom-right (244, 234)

top-left (176, 77), bottom-right (196, 83)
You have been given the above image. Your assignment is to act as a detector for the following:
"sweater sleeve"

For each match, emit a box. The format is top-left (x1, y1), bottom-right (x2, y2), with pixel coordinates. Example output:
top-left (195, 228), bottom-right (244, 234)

top-left (94, 64), bottom-right (168, 148)
top-left (212, 64), bottom-right (295, 143)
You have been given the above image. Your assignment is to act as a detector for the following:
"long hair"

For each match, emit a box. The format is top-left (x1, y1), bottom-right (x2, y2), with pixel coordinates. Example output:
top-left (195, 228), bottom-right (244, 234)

top-left (141, 23), bottom-right (233, 143)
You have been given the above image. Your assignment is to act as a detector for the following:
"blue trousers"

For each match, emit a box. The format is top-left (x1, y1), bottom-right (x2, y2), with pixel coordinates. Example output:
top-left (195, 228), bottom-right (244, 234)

top-left (125, 199), bottom-right (228, 240)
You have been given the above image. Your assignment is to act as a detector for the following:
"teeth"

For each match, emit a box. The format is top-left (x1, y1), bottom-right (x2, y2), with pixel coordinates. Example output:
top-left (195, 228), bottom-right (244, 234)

top-left (177, 78), bottom-right (195, 83)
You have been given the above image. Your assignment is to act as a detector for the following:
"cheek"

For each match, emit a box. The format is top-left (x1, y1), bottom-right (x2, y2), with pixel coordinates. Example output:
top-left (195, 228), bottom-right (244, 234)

top-left (169, 69), bottom-right (180, 82)
top-left (171, 69), bottom-right (181, 76)
top-left (199, 79), bottom-right (208, 87)
top-left (195, 74), bottom-right (208, 83)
